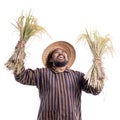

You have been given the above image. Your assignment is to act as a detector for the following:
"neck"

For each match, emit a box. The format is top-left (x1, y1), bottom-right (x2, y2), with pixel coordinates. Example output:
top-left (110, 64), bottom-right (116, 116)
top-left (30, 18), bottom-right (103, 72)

top-left (55, 66), bottom-right (67, 72)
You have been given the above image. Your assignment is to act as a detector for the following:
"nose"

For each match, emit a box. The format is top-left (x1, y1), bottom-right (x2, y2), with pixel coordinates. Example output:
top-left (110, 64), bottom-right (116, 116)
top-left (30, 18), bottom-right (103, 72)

top-left (58, 52), bottom-right (66, 56)
top-left (53, 49), bottom-right (67, 56)
top-left (58, 52), bottom-right (63, 55)
top-left (56, 50), bottom-right (64, 55)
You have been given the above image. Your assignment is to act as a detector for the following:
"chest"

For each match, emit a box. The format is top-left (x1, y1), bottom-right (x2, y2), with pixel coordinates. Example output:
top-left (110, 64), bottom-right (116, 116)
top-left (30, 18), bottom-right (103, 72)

top-left (39, 72), bottom-right (80, 93)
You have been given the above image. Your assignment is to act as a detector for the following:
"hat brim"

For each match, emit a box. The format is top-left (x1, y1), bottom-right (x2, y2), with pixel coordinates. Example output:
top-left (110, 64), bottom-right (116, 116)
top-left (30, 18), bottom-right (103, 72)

top-left (42, 41), bottom-right (76, 68)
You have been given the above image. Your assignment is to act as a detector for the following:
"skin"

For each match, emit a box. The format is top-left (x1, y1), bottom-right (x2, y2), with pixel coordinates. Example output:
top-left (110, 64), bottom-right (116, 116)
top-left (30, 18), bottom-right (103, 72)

top-left (50, 48), bottom-right (69, 72)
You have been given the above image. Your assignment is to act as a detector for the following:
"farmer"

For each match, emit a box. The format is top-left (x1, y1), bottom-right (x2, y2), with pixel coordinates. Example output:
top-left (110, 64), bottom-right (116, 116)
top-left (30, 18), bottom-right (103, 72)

top-left (14, 41), bottom-right (104, 120)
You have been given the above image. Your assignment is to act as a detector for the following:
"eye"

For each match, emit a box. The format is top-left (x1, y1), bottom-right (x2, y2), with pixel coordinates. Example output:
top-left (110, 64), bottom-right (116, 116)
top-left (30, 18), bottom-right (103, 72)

top-left (54, 51), bottom-right (59, 54)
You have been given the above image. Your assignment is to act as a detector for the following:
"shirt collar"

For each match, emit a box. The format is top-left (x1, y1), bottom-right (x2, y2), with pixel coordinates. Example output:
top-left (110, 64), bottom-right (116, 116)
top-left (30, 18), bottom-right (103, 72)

top-left (51, 66), bottom-right (70, 73)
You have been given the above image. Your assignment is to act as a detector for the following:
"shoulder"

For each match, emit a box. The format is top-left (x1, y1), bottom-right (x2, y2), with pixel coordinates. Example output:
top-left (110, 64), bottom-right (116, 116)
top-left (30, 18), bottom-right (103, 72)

top-left (35, 67), bottom-right (51, 72)
top-left (68, 69), bottom-right (85, 77)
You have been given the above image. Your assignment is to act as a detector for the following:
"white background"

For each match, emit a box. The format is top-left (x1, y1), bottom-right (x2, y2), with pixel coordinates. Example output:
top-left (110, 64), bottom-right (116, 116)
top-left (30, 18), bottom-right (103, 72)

top-left (0, 0), bottom-right (120, 120)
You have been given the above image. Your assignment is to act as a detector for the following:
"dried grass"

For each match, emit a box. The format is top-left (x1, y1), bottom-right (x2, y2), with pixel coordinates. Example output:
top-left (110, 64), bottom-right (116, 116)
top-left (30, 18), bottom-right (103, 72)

top-left (77, 29), bottom-right (114, 89)
top-left (5, 11), bottom-right (48, 74)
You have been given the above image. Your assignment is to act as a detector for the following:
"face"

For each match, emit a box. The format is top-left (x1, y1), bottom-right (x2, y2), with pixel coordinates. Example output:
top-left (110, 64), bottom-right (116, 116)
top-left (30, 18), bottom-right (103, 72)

top-left (51, 48), bottom-right (69, 67)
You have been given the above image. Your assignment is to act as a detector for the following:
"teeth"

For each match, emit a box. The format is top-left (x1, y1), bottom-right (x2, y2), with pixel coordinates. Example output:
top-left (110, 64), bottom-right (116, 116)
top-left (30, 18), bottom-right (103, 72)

top-left (59, 56), bottom-right (63, 58)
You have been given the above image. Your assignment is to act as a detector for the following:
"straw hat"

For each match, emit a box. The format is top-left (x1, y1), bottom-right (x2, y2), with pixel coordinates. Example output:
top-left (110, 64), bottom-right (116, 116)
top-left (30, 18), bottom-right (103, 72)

top-left (42, 41), bottom-right (76, 68)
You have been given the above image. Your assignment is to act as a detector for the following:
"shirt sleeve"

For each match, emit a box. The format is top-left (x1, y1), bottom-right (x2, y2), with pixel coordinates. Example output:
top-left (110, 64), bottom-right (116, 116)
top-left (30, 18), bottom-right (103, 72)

top-left (13, 65), bottom-right (39, 86)
top-left (79, 72), bottom-right (103, 95)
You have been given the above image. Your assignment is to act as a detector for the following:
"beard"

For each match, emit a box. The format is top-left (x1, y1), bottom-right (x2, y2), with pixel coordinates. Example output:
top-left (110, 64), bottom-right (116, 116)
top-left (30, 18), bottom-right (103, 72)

top-left (53, 60), bottom-right (68, 67)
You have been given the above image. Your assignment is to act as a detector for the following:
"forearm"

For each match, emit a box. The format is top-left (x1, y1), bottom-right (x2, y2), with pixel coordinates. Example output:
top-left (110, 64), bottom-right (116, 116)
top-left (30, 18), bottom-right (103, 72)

top-left (14, 65), bottom-right (37, 86)
top-left (81, 78), bottom-right (104, 95)
top-left (82, 59), bottom-right (105, 95)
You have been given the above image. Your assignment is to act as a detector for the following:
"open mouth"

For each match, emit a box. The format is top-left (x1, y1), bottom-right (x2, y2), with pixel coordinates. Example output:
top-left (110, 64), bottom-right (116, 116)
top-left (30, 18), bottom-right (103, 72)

top-left (57, 55), bottom-right (65, 60)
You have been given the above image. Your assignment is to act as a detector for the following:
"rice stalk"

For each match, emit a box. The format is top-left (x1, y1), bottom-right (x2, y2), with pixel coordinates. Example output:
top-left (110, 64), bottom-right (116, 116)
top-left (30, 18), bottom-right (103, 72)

top-left (5, 10), bottom-right (48, 74)
top-left (77, 29), bottom-right (113, 89)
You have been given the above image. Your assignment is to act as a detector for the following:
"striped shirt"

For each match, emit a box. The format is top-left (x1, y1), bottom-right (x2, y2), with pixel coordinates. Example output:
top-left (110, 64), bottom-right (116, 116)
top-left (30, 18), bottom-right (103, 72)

top-left (14, 67), bottom-right (102, 120)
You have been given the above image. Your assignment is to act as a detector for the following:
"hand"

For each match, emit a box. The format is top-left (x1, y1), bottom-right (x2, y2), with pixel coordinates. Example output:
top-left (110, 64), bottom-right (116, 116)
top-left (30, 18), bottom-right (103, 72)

top-left (15, 41), bottom-right (25, 49)
top-left (93, 58), bottom-right (102, 66)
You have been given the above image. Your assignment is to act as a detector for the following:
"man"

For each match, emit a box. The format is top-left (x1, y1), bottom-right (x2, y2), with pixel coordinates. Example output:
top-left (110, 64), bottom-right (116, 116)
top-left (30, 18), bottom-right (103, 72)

top-left (14, 41), bottom-right (103, 120)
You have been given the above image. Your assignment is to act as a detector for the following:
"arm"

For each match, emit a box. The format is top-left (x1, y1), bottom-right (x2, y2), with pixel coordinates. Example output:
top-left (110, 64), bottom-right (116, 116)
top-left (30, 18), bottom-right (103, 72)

top-left (79, 72), bottom-right (103, 95)
top-left (13, 41), bottom-right (40, 86)
top-left (14, 65), bottom-right (38, 86)
top-left (80, 59), bottom-right (105, 95)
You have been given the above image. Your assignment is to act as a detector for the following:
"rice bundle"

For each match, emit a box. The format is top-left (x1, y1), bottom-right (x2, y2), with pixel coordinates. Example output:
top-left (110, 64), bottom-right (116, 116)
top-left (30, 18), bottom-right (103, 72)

top-left (77, 30), bottom-right (113, 90)
top-left (5, 11), bottom-right (47, 74)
